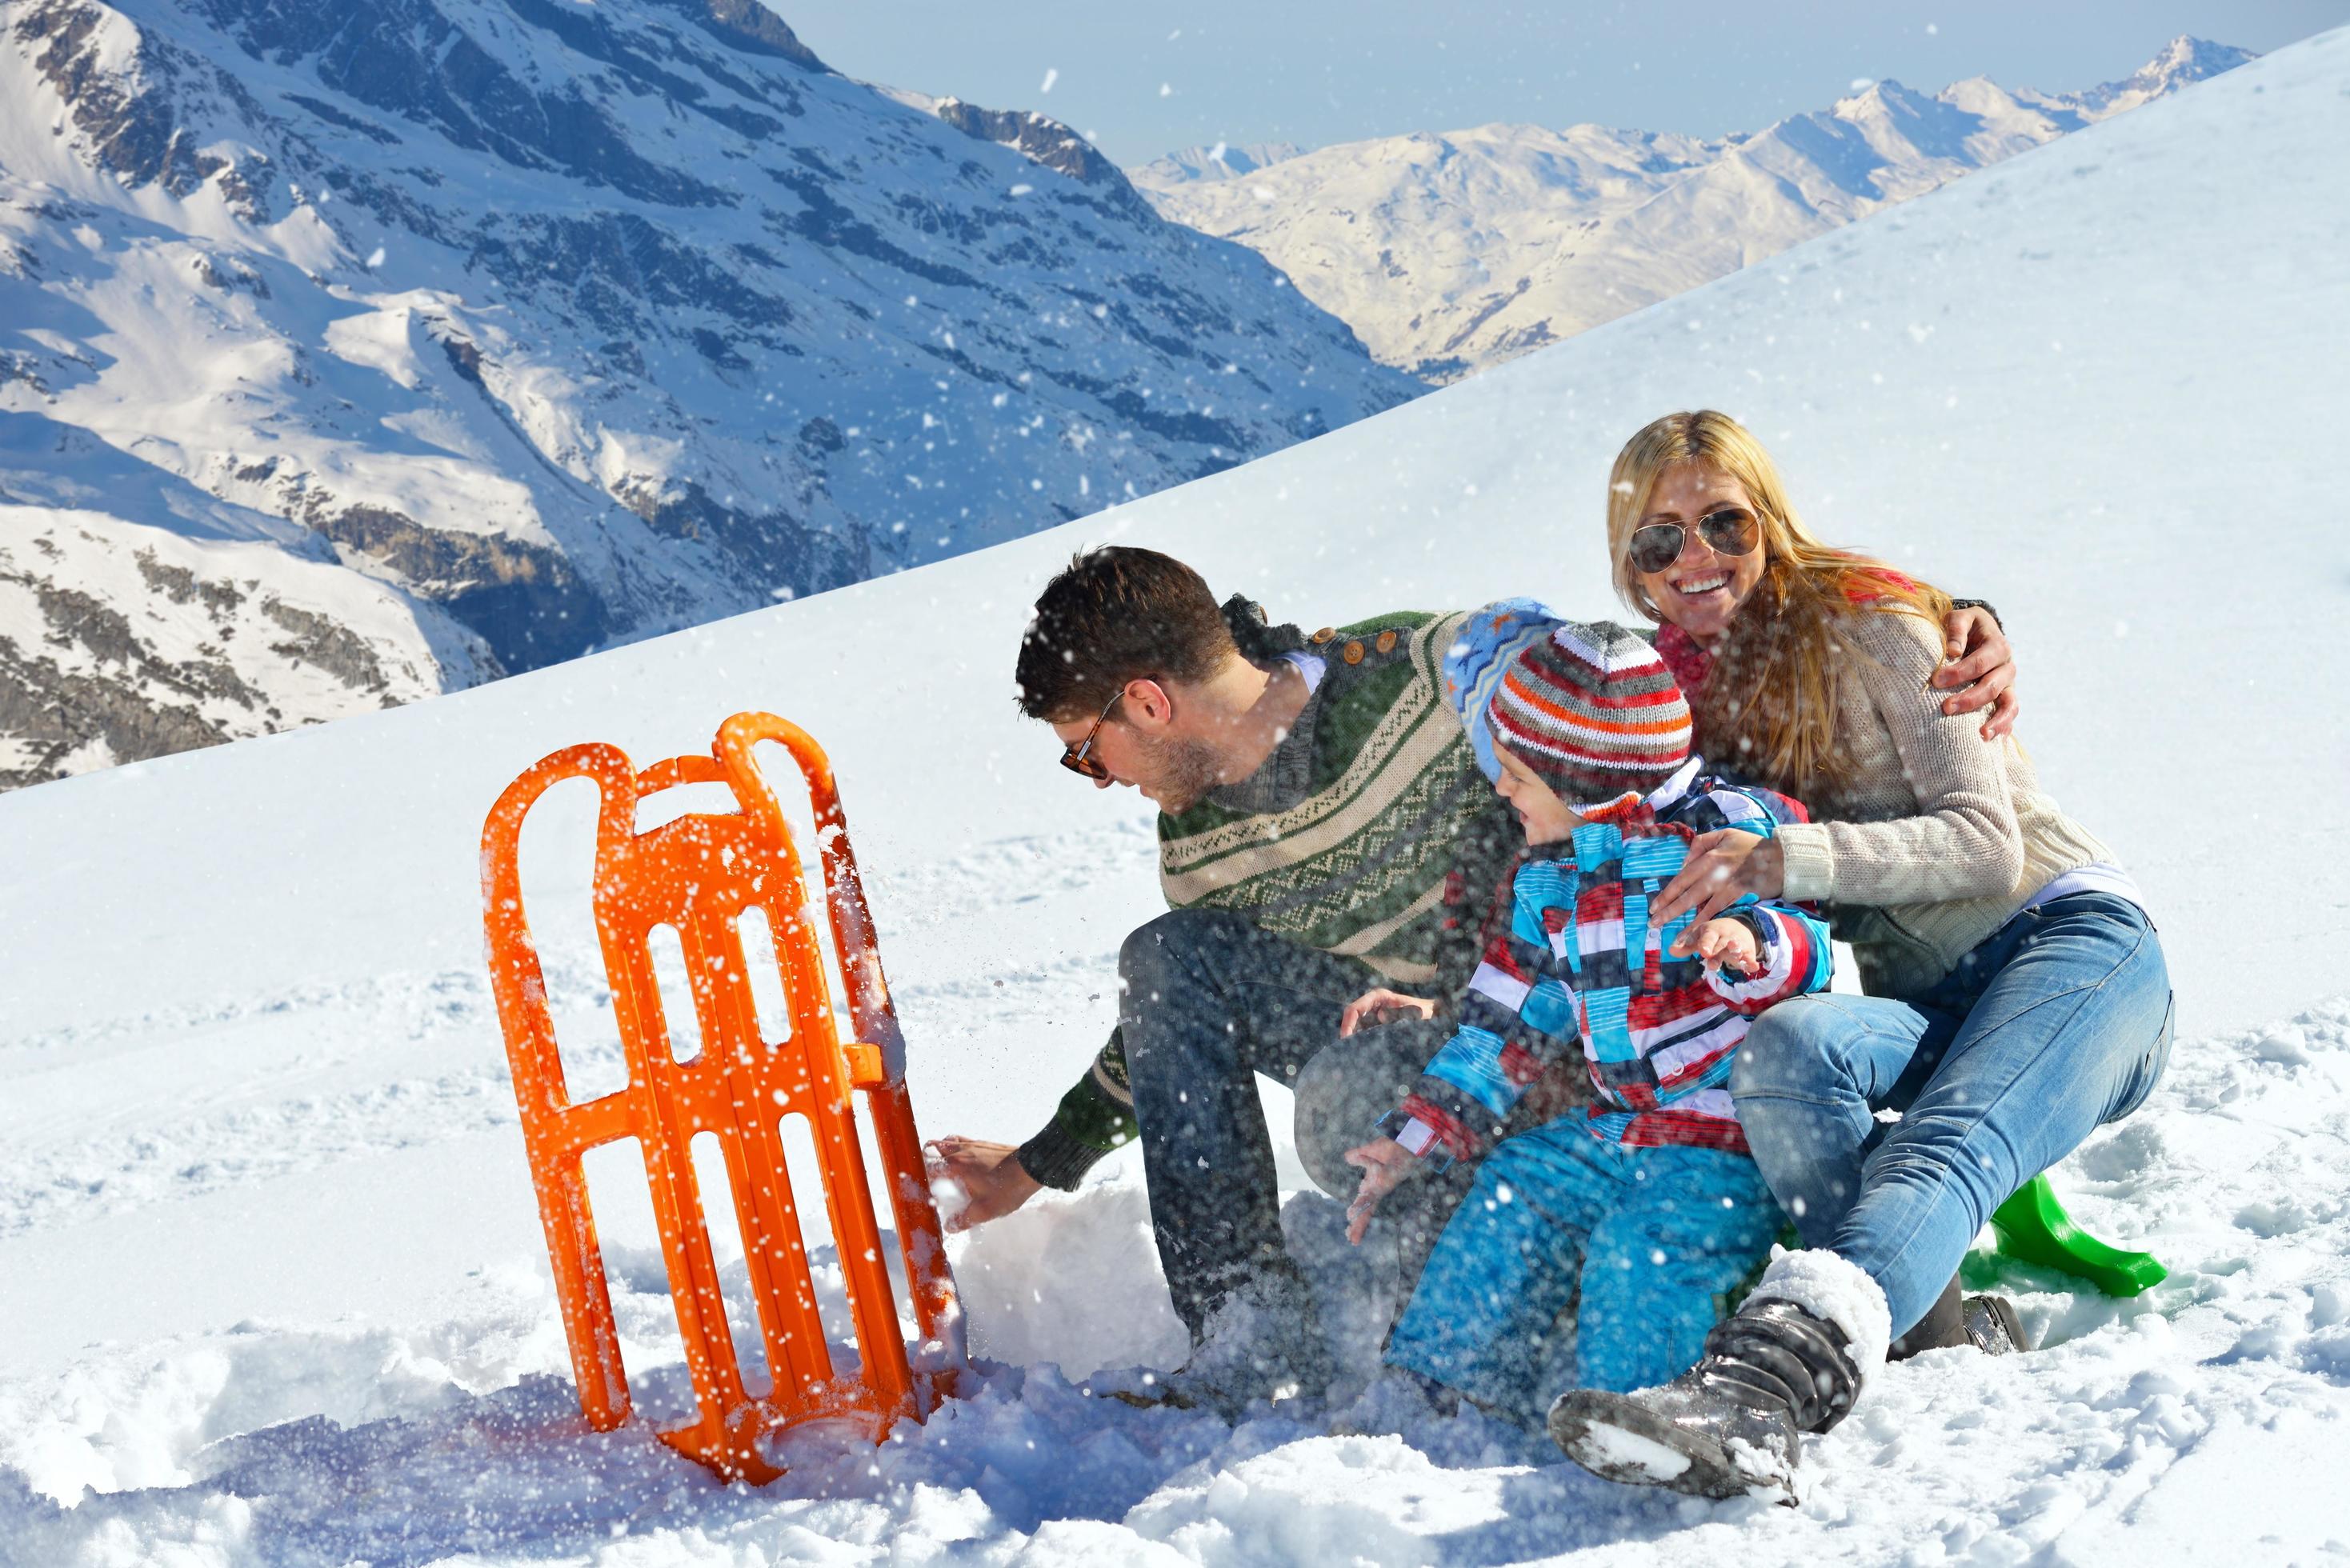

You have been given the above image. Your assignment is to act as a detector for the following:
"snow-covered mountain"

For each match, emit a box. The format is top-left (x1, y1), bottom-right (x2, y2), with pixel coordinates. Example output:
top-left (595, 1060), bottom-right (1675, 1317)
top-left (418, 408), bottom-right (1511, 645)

top-left (2, 21), bottom-right (2348, 1566)
top-left (0, 0), bottom-right (1415, 790)
top-left (1133, 141), bottom-right (1309, 185)
top-left (1132, 37), bottom-right (2254, 380)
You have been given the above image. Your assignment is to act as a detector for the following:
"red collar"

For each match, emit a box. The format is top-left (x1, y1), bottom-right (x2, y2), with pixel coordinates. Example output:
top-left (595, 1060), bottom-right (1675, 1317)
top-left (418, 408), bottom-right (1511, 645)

top-left (1576, 792), bottom-right (1654, 830)
top-left (1575, 782), bottom-right (1698, 842)
top-left (1652, 622), bottom-right (1712, 696)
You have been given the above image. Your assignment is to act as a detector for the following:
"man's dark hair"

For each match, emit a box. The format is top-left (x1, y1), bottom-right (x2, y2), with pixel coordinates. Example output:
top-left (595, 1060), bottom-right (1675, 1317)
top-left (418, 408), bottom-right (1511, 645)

top-left (1016, 546), bottom-right (1282, 722)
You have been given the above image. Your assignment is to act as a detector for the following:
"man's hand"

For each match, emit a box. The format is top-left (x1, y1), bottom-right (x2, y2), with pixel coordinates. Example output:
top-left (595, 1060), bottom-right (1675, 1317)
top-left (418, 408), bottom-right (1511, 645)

top-left (1343, 1137), bottom-right (1419, 1245)
top-left (1339, 986), bottom-right (1438, 1038)
top-left (1934, 605), bottom-right (2020, 742)
top-left (1678, 915), bottom-right (1760, 975)
top-left (923, 1136), bottom-right (1042, 1233)
top-left (1651, 829), bottom-right (1783, 931)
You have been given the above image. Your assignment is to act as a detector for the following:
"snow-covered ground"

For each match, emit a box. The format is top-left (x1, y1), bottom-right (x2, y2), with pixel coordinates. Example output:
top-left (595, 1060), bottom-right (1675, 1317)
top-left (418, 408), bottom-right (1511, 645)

top-left (4, 24), bottom-right (2350, 1566)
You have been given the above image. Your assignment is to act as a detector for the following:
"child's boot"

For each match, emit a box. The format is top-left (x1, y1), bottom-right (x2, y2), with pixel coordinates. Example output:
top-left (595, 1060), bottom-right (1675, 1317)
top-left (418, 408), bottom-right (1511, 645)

top-left (1547, 1250), bottom-right (1888, 1499)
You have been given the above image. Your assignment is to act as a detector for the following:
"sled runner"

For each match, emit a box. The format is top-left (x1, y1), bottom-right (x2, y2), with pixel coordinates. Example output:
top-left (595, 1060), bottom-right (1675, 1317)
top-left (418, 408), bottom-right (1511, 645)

top-left (1992, 1174), bottom-right (2168, 1298)
top-left (479, 711), bottom-right (964, 1482)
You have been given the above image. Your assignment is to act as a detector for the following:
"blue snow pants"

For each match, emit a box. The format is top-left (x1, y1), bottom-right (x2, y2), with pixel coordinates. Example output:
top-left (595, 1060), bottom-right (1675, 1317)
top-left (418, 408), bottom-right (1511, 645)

top-left (1383, 1122), bottom-right (1784, 1422)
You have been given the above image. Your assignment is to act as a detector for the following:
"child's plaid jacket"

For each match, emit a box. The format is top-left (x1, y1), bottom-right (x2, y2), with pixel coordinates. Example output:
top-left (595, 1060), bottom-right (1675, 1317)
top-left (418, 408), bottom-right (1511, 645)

top-left (1392, 758), bottom-right (1834, 1162)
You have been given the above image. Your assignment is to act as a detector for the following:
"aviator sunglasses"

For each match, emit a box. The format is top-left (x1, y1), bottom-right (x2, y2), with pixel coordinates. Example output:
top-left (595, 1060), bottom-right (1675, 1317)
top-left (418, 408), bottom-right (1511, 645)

top-left (1627, 506), bottom-right (1761, 576)
top-left (1059, 686), bottom-right (1127, 780)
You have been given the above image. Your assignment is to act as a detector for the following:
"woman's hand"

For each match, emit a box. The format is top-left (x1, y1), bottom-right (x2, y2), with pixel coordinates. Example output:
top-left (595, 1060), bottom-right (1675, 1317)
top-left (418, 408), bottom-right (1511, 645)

top-left (1933, 605), bottom-right (2020, 742)
top-left (1650, 829), bottom-right (1784, 930)
top-left (1339, 987), bottom-right (1437, 1038)
top-left (1343, 1137), bottom-right (1419, 1244)
top-left (1675, 914), bottom-right (1761, 974)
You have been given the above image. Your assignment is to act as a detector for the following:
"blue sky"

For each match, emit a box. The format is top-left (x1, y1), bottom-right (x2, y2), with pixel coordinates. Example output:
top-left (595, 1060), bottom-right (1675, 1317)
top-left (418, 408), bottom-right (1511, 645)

top-left (785, 2), bottom-right (2348, 166)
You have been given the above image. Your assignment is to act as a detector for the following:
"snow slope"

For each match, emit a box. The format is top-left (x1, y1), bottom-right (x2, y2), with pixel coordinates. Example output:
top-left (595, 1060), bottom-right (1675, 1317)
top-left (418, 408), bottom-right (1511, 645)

top-left (2, 23), bottom-right (2349, 1566)
top-left (1132, 38), bottom-right (2253, 381)
top-left (0, 0), bottom-right (1412, 788)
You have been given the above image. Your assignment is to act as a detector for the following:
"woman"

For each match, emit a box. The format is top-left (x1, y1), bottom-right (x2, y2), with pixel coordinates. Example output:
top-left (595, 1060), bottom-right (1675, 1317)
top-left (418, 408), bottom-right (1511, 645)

top-left (1547, 410), bottom-right (2173, 1498)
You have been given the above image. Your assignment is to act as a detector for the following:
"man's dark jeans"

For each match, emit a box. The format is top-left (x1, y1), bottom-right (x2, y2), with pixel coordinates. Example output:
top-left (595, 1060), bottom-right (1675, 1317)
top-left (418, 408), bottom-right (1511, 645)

top-left (1121, 908), bottom-right (1466, 1340)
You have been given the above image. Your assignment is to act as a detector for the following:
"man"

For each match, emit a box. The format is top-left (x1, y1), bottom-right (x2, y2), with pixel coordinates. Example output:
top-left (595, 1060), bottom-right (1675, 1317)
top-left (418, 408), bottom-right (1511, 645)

top-left (927, 546), bottom-right (2017, 1410)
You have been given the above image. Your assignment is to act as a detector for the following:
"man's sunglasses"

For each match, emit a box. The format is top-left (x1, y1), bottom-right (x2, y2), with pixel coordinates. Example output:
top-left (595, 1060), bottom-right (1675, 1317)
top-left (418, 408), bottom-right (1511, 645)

top-left (1059, 687), bottom-right (1125, 780)
top-left (1627, 506), bottom-right (1761, 576)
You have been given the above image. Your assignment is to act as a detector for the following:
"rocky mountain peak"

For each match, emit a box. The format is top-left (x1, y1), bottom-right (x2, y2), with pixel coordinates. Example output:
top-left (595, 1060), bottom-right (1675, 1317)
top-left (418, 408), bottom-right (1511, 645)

top-left (2134, 34), bottom-right (2257, 88)
top-left (2061, 37), bottom-right (2261, 117)
top-left (929, 97), bottom-right (1147, 213)
top-left (677, 0), bottom-right (830, 68)
top-left (1834, 76), bottom-right (1924, 111)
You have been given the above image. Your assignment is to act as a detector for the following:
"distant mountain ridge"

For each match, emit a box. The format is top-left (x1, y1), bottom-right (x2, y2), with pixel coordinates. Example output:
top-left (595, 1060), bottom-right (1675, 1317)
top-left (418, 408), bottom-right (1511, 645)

top-left (1130, 37), bottom-right (2255, 380)
top-left (1135, 142), bottom-right (1310, 185)
top-left (0, 0), bottom-right (1415, 789)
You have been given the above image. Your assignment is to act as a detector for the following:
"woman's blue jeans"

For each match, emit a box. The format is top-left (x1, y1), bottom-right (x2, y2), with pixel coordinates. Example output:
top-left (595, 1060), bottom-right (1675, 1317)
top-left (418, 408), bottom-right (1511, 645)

top-left (1729, 893), bottom-right (2173, 1338)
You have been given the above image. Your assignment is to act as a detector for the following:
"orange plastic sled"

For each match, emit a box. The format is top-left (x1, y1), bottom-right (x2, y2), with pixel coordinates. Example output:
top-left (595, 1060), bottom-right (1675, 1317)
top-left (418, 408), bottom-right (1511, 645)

top-left (479, 711), bottom-right (963, 1483)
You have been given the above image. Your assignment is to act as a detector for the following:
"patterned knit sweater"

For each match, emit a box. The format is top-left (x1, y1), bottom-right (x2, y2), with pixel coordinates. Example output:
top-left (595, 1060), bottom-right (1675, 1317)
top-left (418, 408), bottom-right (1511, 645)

top-left (1658, 608), bottom-right (2115, 998)
top-left (1395, 767), bottom-right (1832, 1163)
top-left (1016, 609), bottom-right (1525, 1188)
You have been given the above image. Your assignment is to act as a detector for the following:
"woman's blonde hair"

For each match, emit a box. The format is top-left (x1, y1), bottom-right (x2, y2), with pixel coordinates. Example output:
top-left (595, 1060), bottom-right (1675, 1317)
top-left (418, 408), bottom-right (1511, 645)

top-left (1604, 410), bottom-right (1952, 794)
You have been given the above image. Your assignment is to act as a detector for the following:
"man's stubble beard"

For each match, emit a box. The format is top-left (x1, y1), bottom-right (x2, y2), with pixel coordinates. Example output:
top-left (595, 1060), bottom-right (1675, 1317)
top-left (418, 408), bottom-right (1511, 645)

top-left (1136, 732), bottom-right (1229, 815)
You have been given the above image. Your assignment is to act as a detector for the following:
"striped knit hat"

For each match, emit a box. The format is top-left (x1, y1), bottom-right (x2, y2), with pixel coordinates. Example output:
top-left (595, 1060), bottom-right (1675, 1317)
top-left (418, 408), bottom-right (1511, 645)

top-left (1442, 600), bottom-right (1691, 803)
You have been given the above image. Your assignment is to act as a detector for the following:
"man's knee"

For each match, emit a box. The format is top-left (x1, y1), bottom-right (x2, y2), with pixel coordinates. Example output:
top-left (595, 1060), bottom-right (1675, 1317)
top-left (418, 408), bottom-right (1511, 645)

top-left (1119, 912), bottom-right (1224, 1062)
top-left (1119, 908), bottom-right (1244, 1001)
top-left (1289, 1047), bottom-right (1355, 1196)
top-left (1117, 910), bottom-right (1184, 994)
top-left (1291, 1023), bottom-right (1436, 1197)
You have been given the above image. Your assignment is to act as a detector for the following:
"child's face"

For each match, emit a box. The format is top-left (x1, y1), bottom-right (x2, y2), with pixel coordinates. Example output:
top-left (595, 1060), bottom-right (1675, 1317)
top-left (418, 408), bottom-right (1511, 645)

top-left (1492, 742), bottom-right (1584, 845)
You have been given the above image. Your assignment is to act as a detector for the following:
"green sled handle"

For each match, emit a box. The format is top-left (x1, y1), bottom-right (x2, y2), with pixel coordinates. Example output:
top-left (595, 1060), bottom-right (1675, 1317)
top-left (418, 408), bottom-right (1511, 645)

top-left (1989, 1174), bottom-right (2168, 1297)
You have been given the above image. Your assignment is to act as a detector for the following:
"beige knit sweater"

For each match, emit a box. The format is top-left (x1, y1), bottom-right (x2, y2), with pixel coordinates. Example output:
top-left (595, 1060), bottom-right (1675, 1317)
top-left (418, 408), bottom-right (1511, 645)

top-left (1768, 608), bottom-right (2112, 998)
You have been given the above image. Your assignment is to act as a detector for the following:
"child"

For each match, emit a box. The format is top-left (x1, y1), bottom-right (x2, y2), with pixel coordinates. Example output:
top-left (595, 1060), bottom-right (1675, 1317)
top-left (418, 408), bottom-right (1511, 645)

top-left (1340, 603), bottom-right (1832, 1422)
